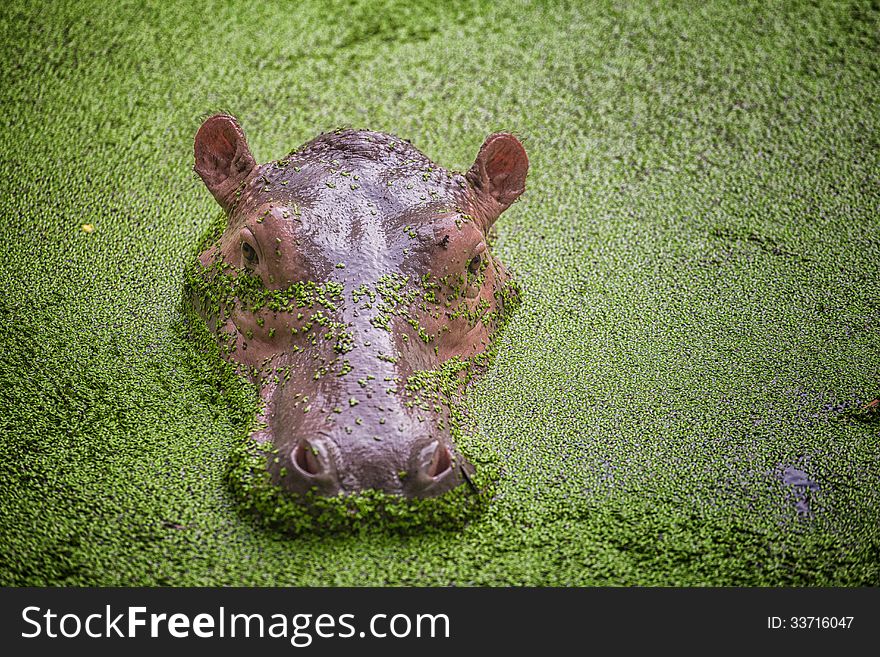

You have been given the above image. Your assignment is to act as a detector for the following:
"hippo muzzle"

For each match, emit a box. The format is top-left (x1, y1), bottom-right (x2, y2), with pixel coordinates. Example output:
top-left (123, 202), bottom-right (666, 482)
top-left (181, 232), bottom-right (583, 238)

top-left (190, 114), bottom-right (527, 501)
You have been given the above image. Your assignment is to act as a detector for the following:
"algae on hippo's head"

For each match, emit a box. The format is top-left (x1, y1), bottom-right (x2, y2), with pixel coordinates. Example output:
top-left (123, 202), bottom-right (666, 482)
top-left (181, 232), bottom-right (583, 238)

top-left (183, 114), bottom-right (525, 527)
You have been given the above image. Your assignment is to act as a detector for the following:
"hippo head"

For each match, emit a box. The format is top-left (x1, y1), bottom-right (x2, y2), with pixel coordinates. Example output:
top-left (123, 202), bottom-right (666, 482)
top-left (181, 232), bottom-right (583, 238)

top-left (190, 114), bottom-right (526, 499)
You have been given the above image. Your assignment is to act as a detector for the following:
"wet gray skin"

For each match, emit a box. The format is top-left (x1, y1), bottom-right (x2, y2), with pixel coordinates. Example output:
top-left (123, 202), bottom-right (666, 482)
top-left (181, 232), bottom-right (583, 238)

top-left (192, 114), bottom-right (528, 499)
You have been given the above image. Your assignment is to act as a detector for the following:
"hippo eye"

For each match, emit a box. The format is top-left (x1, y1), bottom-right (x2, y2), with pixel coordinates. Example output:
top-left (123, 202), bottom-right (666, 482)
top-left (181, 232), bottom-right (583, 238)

top-left (467, 243), bottom-right (488, 275)
top-left (241, 241), bottom-right (259, 268)
top-left (468, 254), bottom-right (482, 274)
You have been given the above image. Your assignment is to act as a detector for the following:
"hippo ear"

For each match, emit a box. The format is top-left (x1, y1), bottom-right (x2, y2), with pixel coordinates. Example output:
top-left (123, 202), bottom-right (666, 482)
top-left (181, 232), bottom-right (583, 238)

top-left (194, 114), bottom-right (257, 211)
top-left (465, 132), bottom-right (529, 222)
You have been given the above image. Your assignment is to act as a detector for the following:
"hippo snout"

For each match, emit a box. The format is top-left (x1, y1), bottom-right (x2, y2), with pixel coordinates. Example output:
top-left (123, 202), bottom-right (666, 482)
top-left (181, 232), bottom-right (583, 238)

top-left (278, 434), bottom-right (462, 498)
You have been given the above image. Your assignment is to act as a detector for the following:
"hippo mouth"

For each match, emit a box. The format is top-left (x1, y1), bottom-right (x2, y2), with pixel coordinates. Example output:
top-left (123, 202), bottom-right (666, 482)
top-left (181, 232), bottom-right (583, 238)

top-left (227, 433), bottom-right (494, 533)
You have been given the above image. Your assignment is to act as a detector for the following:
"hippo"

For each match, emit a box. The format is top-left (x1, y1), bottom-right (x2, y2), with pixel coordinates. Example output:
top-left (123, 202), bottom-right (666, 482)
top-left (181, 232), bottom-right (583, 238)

top-left (188, 114), bottom-right (527, 501)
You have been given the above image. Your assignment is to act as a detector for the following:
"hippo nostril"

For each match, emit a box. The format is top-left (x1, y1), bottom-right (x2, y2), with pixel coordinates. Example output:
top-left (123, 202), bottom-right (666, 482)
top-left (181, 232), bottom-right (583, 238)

top-left (281, 437), bottom-right (340, 496)
top-left (404, 440), bottom-right (462, 497)
top-left (292, 440), bottom-right (324, 476)
top-left (422, 441), bottom-right (453, 479)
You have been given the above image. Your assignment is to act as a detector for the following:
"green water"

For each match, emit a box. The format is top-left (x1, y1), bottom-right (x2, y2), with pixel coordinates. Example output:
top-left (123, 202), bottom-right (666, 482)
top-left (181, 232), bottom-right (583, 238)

top-left (1, 0), bottom-right (878, 585)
